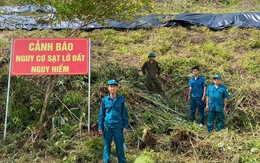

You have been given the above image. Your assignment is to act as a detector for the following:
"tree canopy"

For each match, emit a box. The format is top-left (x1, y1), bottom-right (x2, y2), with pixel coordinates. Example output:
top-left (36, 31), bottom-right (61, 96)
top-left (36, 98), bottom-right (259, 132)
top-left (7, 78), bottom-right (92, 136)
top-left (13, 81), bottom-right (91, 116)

top-left (17, 0), bottom-right (151, 26)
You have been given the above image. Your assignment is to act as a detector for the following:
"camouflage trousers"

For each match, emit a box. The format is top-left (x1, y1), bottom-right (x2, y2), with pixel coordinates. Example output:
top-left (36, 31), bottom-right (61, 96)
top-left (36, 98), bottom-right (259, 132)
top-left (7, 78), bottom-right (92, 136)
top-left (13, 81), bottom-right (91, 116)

top-left (146, 76), bottom-right (163, 93)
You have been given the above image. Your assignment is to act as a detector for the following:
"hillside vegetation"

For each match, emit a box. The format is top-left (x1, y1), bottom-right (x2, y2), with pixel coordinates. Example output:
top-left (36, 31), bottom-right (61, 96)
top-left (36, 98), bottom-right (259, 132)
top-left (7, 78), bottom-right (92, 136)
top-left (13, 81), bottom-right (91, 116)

top-left (0, 0), bottom-right (260, 162)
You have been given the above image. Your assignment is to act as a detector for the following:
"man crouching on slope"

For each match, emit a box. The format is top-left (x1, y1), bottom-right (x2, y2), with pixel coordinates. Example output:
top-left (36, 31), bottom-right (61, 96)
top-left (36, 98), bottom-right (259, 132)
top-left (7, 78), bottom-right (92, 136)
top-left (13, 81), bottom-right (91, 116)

top-left (98, 79), bottom-right (129, 163)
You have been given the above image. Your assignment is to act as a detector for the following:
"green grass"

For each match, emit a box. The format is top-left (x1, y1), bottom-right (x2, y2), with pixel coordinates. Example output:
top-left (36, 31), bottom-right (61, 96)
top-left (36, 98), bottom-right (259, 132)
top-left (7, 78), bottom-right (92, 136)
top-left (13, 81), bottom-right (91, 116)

top-left (151, 0), bottom-right (260, 14)
top-left (1, 25), bottom-right (259, 162)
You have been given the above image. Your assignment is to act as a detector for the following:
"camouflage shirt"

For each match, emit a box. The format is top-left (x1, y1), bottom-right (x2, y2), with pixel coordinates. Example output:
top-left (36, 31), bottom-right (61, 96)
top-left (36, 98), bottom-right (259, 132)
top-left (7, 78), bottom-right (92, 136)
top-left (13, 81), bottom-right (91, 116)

top-left (141, 60), bottom-right (161, 77)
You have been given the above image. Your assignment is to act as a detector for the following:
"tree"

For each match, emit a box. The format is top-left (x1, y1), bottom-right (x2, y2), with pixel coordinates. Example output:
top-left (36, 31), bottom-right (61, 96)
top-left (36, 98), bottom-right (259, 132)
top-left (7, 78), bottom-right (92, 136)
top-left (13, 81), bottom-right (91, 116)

top-left (15, 0), bottom-right (151, 124)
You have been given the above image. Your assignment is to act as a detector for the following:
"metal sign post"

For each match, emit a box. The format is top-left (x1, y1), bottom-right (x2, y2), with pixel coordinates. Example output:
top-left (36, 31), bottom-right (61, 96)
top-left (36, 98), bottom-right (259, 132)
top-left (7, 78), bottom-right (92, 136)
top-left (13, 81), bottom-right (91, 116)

top-left (87, 40), bottom-right (91, 132)
top-left (4, 39), bottom-right (13, 140)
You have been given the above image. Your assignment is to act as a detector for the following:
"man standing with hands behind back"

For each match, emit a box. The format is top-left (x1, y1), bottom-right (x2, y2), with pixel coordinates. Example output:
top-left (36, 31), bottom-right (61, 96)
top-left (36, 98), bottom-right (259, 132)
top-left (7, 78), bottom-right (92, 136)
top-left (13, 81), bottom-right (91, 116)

top-left (206, 75), bottom-right (230, 132)
top-left (98, 79), bottom-right (129, 163)
top-left (188, 66), bottom-right (207, 126)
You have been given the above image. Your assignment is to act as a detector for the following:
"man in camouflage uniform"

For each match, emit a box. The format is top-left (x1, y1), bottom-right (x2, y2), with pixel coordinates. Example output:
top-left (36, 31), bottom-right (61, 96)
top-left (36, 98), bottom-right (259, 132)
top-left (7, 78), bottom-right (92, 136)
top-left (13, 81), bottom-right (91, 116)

top-left (141, 52), bottom-right (163, 93)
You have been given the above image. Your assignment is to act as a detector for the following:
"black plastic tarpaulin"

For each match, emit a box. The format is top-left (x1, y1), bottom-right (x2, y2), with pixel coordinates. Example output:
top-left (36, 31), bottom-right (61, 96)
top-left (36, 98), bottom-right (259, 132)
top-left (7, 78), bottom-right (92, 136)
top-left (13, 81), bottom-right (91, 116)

top-left (165, 12), bottom-right (260, 30)
top-left (0, 4), bottom-right (259, 31)
top-left (0, 14), bottom-right (173, 30)
top-left (0, 5), bottom-right (55, 14)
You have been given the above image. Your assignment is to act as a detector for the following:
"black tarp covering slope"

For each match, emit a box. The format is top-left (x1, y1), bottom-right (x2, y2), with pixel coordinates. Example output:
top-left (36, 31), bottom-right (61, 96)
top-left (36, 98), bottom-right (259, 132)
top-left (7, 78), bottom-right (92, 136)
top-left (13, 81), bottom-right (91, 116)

top-left (0, 5), bottom-right (259, 31)
top-left (0, 4), bottom-right (55, 14)
top-left (0, 14), bottom-right (173, 30)
top-left (166, 12), bottom-right (260, 30)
